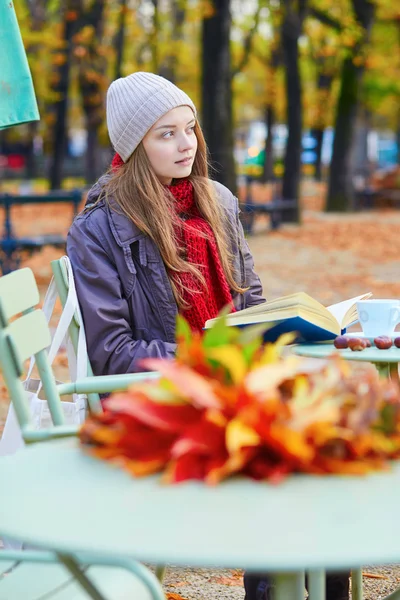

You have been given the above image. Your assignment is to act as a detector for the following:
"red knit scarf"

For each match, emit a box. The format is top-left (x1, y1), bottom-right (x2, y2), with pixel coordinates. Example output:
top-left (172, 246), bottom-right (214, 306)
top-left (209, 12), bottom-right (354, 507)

top-left (111, 153), bottom-right (235, 332)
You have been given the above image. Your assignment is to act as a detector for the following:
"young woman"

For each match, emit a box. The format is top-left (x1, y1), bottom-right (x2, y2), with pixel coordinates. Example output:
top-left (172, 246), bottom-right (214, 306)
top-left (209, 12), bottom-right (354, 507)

top-left (67, 71), bottom-right (265, 377)
top-left (67, 71), bottom-right (349, 600)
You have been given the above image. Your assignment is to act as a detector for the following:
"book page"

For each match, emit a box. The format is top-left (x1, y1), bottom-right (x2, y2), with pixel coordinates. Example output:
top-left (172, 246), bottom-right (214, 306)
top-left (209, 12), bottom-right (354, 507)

top-left (223, 292), bottom-right (325, 321)
top-left (326, 293), bottom-right (372, 328)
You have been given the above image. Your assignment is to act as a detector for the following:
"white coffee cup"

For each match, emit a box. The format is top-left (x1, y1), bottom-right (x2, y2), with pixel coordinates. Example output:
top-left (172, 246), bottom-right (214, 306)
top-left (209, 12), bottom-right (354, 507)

top-left (356, 299), bottom-right (400, 338)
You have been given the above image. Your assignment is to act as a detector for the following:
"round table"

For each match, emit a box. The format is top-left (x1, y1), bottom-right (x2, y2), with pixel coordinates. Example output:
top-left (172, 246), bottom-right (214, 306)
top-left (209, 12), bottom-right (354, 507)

top-left (1, 439), bottom-right (400, 600)
top-left (293, 340), bottom-right (400, 380)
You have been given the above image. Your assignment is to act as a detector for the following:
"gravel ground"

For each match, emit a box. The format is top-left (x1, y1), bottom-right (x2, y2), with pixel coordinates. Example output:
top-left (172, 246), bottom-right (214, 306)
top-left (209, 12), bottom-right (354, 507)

top-left (161, 565), bottom-right (400, 600)
top-left (3, 196), bottom-right (400, 598)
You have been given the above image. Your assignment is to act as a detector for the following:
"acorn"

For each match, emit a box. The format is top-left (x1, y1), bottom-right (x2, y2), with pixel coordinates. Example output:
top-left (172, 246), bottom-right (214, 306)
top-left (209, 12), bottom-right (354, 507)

top-left (374, 336), bottom-right (393, 350)
top-left (394, 337), bottom-right (400, 349)
top-left (333, 335), bottom-right (349, 349)
top-left (348, 337), bottom-right (367, 351)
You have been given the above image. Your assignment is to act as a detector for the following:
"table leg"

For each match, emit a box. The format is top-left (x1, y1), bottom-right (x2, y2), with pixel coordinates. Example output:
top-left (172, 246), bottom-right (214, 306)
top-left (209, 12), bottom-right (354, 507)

top-left (390, 363), bottom-right (400, 384)
top-left (374, 362), bottom-right (400, 384)
top-left (155, 564), bottom-right (166, 581)
top-left (352, 568), bottom-right (363, 600)
top-left (307, 570), bottom-right (325, 600)
top-left (272, 571), bottom-right (305, 600)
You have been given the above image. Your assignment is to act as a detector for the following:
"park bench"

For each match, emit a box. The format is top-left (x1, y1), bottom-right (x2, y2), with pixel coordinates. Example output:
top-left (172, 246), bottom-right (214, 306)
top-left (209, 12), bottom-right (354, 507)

top-left (0, 189), bottom-right (82, 275)
top-left (238, 175), bottom-right (297, 235)
top-left (354, 187), bottom-right (400, 210)
top-left (239, 197), bottom-right (298, 235)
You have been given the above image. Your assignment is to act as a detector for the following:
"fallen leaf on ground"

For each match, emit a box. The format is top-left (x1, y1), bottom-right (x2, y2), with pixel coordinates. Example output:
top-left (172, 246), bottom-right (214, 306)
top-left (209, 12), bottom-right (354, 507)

top-left (168, 581), bottom-right (190, 588)
top-left (209, 575), bottom-right (243, 586)
top-left (167, 593), bottom-right (188, 600)
top-left (362, 572), bottom-right (388, 579)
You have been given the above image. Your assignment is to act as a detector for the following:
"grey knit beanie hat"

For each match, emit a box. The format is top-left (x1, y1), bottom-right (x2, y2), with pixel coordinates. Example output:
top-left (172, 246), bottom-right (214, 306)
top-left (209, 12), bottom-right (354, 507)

top-left (106, 72), bottom-right (197, 162)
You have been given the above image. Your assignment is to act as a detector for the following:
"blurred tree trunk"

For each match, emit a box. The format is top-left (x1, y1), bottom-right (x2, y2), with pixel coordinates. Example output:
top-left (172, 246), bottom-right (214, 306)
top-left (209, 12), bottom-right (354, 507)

top-left (261, 105), bottom-right (275, 183)
top-left (310, 127), bottom-right (324, 182)
top-left (201, 0), bottom-right (236, 193)
top-left (48, 4), bottom-right (79, 190)
top-left (281, 0), bottom-right (307, 222)
top-left (260, 46), bottom-right (280, 184)
top-left (25, 122), bottom-right (39, 179)
top-left (326, 0), bottom-right (375, 212)
top-left (114, 0), bottom-right (127, 80)
top-left (25, 0), bottom-right (47, 180)
top-left (311, 72), bottom-right (333, 182)
top-left (159, 0), bottom-right (187, 83)
top-left (151, 0), bottom-right (160, 73)
top-left (77, 0), bottom-right (107, 184)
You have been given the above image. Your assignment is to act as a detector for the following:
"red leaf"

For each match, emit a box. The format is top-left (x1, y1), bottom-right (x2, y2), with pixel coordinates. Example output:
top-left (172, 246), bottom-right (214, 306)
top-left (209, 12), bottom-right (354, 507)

top-left (105, 393), bottom-right (199, 433)
top-left (171, 417), bottom-right (226, 458)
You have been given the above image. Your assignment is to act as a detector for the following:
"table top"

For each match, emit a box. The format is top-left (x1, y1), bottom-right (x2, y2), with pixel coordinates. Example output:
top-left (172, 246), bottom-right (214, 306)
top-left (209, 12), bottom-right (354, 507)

top-left (1, 439), bottom-right (400, 571)
top-left (294, 341), bottom-right (400, 363)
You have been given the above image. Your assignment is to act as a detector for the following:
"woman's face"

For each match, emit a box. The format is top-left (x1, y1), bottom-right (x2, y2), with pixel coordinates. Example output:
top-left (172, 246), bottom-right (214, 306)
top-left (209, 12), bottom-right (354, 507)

top-left (142, 106), bottom-right (198, 185)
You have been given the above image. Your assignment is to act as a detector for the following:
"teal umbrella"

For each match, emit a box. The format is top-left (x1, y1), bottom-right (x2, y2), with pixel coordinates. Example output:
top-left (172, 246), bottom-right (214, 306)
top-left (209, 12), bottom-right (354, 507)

top-left (0, 0), bottom-right (40, 129)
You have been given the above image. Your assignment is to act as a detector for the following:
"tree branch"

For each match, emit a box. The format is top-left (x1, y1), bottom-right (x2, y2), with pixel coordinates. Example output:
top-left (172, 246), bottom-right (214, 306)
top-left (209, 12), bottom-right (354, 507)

top-left (231, 4), bottom-right (262, 78)
top-left (308, 6), bottom-right (343, 31)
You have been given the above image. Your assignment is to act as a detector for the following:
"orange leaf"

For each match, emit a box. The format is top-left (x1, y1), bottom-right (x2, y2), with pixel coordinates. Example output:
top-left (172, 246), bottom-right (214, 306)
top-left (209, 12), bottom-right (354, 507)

top-left (168, 581), bottom-right (190, 588)
top-left (210, 575), bottom-right (243, 586)
top-left (362, 572), bottom-right (387, 579)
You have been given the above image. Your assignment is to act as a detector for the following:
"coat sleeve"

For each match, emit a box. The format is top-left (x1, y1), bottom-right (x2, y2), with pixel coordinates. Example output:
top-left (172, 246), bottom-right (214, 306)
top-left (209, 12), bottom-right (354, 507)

top-left (67, 216), bottom-right (177, 376)
top-left (237, 209), bottom-right (266, 308)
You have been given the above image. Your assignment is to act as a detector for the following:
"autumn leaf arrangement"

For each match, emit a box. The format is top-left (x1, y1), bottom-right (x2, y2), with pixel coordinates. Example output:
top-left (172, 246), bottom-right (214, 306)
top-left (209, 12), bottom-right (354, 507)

top-left (80, 315), bottom-right (400, 484)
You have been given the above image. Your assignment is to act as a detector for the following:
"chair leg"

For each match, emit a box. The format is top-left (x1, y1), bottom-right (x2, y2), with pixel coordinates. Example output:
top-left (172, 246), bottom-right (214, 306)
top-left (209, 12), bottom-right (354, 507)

top-left (381, 588), bottom-right (400, 600)
top-left (57, 553), bottom-right (107, 600)
top-left (351, 569), bottom-right (363, 600)
top-left (307, 570), bottom-right (326, 600)
top-left (155, 564), bottom-right (167, 582)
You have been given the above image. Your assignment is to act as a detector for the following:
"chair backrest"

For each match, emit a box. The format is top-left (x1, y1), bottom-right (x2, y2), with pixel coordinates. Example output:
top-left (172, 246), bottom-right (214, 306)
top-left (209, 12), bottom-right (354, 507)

top-left (0, 268), bottom-right (66, 432)
top-left (51, 257), bottom-right (101, 410)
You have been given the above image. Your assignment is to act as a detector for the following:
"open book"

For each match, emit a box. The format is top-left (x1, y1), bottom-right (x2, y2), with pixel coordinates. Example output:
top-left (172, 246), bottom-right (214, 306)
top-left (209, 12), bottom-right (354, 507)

top-left (205, 292), bottom-right (373, 343)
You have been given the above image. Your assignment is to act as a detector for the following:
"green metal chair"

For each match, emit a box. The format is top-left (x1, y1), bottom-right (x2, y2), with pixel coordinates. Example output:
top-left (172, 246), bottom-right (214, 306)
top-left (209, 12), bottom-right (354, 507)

top-left (50, 256), bottom-right (102, 415)
top-left (50, 257), bottom-right (167, 583)
top-left (0, 267), bottom-right (165, 598)
top-left (0, 267), bottom-right (159, 444)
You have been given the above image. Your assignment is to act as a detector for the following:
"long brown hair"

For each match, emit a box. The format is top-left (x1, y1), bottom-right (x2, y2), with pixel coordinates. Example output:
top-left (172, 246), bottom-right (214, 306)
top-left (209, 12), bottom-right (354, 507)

top-left (102, 121), bottom-right (246, 308)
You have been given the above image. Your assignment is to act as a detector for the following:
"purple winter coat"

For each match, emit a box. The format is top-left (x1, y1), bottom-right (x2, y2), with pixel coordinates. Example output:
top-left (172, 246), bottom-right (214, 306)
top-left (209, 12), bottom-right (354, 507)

top-left (66, 177), bottom-right (265, 376)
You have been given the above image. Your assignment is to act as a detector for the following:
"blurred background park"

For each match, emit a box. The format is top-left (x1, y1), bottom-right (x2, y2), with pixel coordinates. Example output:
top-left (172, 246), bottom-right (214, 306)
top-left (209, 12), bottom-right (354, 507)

top-left (2, 0), bottom-right (400, 215)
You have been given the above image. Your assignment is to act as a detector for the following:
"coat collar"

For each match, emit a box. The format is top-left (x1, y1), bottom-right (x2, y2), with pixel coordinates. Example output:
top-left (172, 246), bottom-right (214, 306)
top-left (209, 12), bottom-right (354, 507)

top-left (107, 199), bottom-right (144, 247)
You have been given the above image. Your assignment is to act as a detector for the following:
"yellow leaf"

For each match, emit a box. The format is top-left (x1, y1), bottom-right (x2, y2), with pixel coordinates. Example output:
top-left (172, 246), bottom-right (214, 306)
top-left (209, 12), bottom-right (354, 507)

top-left (226, 418), bottom-right (261, 454)
top-left (275, 332), bottom-right (297, 349)
top-left (246, 358), bottom-right (302, 395)
top-left (269, 423), bottom-right (314, 463)
top-left (205, 408), bottom-right (228, 427)
top-left (207, 346), bottom-right (247, 384)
